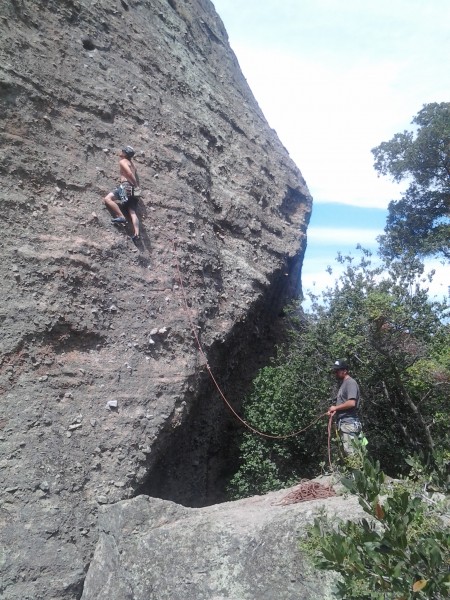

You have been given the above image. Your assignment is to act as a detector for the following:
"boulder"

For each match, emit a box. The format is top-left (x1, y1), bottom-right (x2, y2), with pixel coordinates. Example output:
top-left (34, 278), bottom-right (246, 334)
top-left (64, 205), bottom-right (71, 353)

top-left (82, 484), bottom-right (358, 600)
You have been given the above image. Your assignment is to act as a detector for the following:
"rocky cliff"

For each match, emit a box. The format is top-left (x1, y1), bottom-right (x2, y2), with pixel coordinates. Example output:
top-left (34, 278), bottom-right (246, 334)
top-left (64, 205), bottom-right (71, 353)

top-left (0, 0), bottom-right (312, 598)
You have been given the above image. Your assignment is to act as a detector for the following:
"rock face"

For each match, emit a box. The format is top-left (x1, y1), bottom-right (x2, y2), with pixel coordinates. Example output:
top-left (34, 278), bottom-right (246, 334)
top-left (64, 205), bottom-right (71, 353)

top-left (0, 0), bottom-right (311, 598)
top-left (82, 484), bottom-right (354, 600)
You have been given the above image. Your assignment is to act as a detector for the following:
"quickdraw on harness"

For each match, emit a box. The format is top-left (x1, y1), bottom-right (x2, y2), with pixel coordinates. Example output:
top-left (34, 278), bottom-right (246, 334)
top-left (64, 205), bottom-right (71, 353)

top-left (118, 182), bottom-right (134, 203)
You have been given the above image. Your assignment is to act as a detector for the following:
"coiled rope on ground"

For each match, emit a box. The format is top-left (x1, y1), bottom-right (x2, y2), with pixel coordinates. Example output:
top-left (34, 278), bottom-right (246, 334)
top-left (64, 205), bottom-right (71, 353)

top-left (274, 479), bottom-right (336, 505)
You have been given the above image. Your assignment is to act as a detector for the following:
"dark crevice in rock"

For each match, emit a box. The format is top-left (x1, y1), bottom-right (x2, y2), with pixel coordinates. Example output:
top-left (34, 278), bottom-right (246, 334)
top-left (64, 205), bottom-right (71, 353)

top-left (81, 36), bottom-right (96, 51)
top-left (199, 19), bottom-right (224, 46)
top-left (3, 323), bottom-right (106, 371)
top-left (42, 322), bottom-right (106, 354)
top-left (134, 262), bottom-right (301, 508)
top-left (205, 102), bottom-right (248, 136)
top-left (70, 574), bottom-right (86, 600)
top-left (280, 185), bottom-right (309, 223)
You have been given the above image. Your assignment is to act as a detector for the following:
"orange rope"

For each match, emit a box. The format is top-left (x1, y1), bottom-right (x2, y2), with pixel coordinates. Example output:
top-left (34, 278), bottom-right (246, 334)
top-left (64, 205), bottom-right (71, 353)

top-left (275, 479), bottom-right (336, 505)
top-left (328, 413), bottom-right (333, 471)
top-left (170, 238), bottom-right (330, 442)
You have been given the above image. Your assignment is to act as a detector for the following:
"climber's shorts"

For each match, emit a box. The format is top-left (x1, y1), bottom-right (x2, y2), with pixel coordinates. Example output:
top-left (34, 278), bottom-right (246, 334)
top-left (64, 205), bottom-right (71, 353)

top-left (112, 183), bottom-right (138, 209)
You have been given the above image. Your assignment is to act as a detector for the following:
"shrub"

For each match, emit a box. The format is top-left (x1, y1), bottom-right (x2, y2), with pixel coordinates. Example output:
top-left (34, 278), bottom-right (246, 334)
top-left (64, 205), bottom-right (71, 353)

top-left (302, 446), bottom-right (450, 599)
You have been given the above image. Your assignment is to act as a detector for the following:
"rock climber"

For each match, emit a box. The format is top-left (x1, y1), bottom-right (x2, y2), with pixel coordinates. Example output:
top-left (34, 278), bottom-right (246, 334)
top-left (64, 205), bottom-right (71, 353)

top-left (103, 145), bottom-right (141, 242)
top-left (327, 359), bottom-right (363, 455)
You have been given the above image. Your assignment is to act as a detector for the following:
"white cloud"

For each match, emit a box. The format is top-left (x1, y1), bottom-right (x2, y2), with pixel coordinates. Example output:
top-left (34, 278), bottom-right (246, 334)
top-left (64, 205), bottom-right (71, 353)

top-left (234, 44), bottom-right (411, 208)
top-left (307, 227), bottom-right (383, 245)
top-left (301, 269), bottom-right (339, 292)
top-left (421, 260), bottom-right (450, 300)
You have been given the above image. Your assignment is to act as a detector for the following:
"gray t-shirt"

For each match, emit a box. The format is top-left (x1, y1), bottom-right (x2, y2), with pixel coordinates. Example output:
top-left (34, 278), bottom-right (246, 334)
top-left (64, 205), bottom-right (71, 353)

top-left (336, 376), bottom-right (360, 423)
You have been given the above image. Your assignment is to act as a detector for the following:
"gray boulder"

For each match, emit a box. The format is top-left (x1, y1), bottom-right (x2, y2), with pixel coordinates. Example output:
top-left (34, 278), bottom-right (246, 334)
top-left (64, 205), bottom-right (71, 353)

top-left (82, 485), bottom-right (359, 599)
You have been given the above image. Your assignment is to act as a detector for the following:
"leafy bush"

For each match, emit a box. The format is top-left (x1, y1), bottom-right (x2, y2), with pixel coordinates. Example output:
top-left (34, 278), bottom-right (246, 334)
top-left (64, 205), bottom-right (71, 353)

top-left (302, 447), bottom-right (450, 599)
top-left (227, 249), bottom-right (449, 499)
top-left (227, 359), bottom-right (329, 499)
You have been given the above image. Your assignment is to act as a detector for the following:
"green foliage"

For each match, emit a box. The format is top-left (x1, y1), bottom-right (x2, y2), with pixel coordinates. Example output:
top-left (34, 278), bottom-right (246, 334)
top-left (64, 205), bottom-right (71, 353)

top-left (316, 252), bottom-right (449, 470)
top-left (227, 359), bottom-right (329, 499)
top-left (372, 102), bottom-right (450, 260)
top-left (228, 249), bottom-right (449, 498)
top-left (405, 450), bottom-right (450, 494)
top-left (302, 449), bottom-right (450, 599)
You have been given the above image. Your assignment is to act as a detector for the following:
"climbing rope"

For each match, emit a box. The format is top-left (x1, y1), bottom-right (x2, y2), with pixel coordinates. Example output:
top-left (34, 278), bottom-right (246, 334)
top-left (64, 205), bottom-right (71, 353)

top-left (328, 412), bottom-right (333, 470)
top-left (170, 238), bottom-right (332, 450)
top-left (274, 478), bottom-right (336, 505)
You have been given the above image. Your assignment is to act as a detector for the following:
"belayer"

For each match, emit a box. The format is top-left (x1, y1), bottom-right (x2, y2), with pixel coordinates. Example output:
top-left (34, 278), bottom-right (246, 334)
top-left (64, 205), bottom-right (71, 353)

top-left (327, 359), bottom-right (364, 455)
top-left (103, 145), bottom-right (141, 242)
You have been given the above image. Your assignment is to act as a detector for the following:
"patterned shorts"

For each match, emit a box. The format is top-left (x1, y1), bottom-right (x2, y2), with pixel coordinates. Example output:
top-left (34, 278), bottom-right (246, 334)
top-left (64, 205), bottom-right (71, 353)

top-left (112, 183), bottom-right (138, 209)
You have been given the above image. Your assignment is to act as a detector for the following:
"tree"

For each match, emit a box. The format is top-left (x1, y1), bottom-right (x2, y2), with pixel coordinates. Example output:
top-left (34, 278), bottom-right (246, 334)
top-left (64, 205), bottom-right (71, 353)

top-left (228, 250), bottom-right (450, 498)
top-left (372, 102), bottom-right (450, 260)
top-left (309, 251), bottom-right (449, 469)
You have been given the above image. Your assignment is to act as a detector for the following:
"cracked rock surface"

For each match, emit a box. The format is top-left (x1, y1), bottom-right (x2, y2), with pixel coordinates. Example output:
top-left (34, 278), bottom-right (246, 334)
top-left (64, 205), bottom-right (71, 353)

top-left (82, 481), bottom-right (360, 600)
top-left (0, 0), bottom-right (312, 598)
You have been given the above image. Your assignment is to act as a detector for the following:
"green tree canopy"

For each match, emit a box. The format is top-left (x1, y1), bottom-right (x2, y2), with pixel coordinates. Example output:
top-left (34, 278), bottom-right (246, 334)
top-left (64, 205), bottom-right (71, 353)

top-left (228, 250), bottom-right (450, 498)
top-left (372, 102), bottom-right (450, 260)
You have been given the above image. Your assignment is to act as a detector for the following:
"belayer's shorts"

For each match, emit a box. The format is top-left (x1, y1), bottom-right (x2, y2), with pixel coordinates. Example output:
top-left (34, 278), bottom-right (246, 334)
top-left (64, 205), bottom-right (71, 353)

top-left (337, 419), bottom-right (363, 455)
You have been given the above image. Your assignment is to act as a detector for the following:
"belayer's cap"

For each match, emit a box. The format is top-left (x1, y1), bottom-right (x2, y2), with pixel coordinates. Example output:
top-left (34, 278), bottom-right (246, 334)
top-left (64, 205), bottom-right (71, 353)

top-left (332, 359), bottom-right (349, 371)
top-left (122, 145), bottom-right (135, 158)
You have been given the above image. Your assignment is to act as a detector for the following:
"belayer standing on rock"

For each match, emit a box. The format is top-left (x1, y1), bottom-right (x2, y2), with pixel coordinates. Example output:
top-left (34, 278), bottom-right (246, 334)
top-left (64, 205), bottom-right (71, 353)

top-left (103, 145), bottom-right (141, 242)
top-left (327, 359), bottom-right (363, 455)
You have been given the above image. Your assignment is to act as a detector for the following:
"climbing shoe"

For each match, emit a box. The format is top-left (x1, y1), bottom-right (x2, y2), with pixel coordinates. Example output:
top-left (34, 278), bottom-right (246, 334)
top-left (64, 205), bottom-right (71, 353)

top-left (111, 217), bottom-right (127, 224)
top-left (132, 234), bottom-right (140, 243)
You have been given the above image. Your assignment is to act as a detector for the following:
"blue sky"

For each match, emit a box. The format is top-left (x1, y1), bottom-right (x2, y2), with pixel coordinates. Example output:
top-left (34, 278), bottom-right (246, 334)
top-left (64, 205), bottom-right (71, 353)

top-left (303, 203), bottom-right (387, 294)
top-left (212, 0), bottom-right (450, 302)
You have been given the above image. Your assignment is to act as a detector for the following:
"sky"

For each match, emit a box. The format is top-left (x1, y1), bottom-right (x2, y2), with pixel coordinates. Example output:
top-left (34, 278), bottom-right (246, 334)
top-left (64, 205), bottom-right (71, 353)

top-left (212, 0), bottom-right (450, 303)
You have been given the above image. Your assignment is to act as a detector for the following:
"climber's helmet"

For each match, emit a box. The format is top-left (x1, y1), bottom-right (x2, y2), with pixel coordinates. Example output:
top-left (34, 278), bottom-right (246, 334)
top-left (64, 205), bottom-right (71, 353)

top-left (122, 145), bottom-right (135, 159)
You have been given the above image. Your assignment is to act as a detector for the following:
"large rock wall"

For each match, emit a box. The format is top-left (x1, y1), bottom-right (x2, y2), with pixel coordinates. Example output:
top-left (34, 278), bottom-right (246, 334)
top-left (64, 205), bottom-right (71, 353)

top-left (0, 0), bottom-right (311, 598)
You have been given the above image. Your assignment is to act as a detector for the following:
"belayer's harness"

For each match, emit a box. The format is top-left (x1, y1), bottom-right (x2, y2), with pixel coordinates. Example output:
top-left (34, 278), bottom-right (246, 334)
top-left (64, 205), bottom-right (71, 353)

top-left (337, 416), bottom-right (362, 429)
